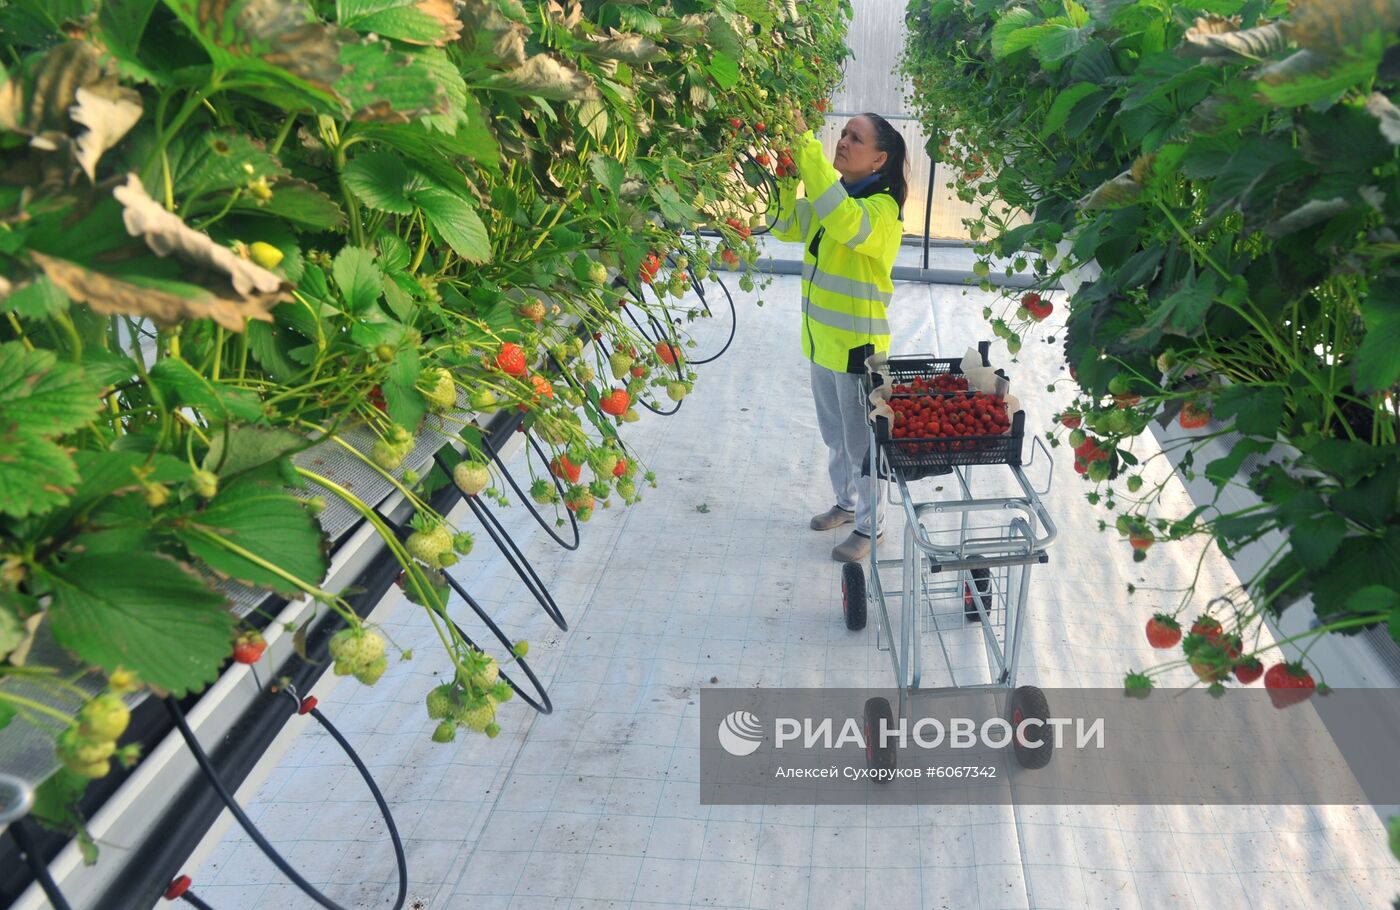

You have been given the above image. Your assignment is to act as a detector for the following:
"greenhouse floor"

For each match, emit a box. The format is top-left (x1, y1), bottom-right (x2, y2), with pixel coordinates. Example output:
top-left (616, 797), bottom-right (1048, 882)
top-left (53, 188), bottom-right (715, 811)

top-left (186, 267), bottom-right (1400, 909)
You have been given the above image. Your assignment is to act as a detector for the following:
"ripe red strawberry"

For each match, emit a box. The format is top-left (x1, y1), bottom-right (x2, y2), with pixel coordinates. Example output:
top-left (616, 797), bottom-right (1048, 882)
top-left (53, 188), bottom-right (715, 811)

top-left (1145, 614), bottom-right (1181, 649)
top-left (1059, 410), bottom-right (1081, 429)
top-left (656, 342), bottom-right (679, 366)
top-left (756, 152), bottom-right (771, 166)
top-left (775, 163), bottom-right (788, 178)
top-left (233, 631), bottom-right (266, 664)
top-left (599, 389), bottom-right (629, 416)
top-left (550, 455), bottom-right (581, 484)
top-left (728, 118), bottom-right (742, 130)
top-left (1114, 393), bottom-right (1141, 409)
top-left (815, 98), bottom-right (828, 112)
top-left (497, 343), bottom-right (527, 376)
top-left (613, 457), bottom-right (628, 477)
top-left (1190, 616), bottom-right (1223, 642)
top-left (755, 122), bottom-right (766, 133)
top-left (530, 373), bottom-right (553, 400)
top-left (1129, 531), bottom-right (1154, 552)
top-left (1233, 657), bottom-right (1264, 685)
top-left (1179, 402), bottom-right (1211, 429)
top-left (1264, 662), bottom-right (1315, 708)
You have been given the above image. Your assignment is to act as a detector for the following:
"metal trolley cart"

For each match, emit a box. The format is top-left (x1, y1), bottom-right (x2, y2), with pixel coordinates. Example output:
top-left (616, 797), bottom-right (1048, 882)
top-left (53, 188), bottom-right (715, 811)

top-left (841, 343), bottom-right (1058, 772)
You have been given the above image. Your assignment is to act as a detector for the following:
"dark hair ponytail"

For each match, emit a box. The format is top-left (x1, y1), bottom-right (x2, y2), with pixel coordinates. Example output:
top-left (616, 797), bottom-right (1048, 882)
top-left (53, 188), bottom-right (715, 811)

top-left (861, 112), bottom-right (909, 210)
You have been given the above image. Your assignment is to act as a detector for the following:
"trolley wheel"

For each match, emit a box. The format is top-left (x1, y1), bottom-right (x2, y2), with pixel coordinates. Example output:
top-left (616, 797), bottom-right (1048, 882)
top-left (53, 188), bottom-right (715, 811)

top-left (863, 696), bottom-right (896, 775)
top-left (1008, 685), bottom-right (1053, 770)
top-left (841, 561), bottom-right (867, 631)
top-left (963, 567), bottom-right (992, 622)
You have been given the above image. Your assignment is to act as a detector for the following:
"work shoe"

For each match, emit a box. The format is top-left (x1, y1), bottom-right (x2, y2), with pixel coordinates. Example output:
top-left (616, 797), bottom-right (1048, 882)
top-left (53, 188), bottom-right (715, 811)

top-left (832, 530), bottom-right (881, 563)
top-left (809, 505), bottom-right (855, 531)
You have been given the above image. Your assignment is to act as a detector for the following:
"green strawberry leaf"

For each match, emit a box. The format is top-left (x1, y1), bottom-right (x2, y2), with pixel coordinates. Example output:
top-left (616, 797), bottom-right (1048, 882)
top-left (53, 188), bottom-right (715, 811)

top-left (332, 245), bottom-right (384, 314)
top-left (0, 342), bottom-right (103, 519)
top-left (342, 151), bottom-right (417, 215)
top-left (413, 186), bottom-right (491, 263)
top-left (149, 358), bottom-right (265, 423)
top-left (385, 346), bottom-right (426, 429)
top-left (232, 177), bottom-right (346, 230)
top-left (172, 478), bottom-right (328, 595)
top-left (45, 552), bottom-right (235, 696)
top-left (337, 0), bottom-right (461, 45)
top-left (203, 425), bottom-right (311, 479)
top-left (0, 342), bottom-right (103, 438)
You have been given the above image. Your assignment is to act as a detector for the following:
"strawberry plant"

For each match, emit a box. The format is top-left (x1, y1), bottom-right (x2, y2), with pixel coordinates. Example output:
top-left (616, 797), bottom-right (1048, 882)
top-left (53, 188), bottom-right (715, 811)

top-left (0, 0), bottom-right (852, 842)
top-left (903, 0), bottom-right (1400, 685)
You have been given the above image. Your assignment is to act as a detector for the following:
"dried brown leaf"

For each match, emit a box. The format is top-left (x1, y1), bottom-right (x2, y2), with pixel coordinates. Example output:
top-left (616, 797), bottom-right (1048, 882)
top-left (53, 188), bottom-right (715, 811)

top-left (31, 252), bottom-right (282, 332)
top-left (70, 84), bottom-right (143, 181)
top-left (113, 174), bottom-right (284, 297)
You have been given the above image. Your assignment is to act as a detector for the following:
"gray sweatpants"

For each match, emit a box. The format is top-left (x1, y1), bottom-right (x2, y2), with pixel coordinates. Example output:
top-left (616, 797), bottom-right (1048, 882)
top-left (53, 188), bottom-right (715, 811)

top-left (810, 361), bottom-right (884, 536)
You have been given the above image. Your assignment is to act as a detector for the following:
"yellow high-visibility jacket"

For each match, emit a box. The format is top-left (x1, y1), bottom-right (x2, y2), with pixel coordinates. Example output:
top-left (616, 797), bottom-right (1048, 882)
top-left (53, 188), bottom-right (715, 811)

top-left (771, 129), bottom-right (903, 373)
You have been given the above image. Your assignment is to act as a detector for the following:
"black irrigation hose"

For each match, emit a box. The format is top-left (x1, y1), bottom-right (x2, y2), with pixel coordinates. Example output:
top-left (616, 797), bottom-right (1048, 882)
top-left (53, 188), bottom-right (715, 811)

top-left (9, 821), bottom-right (73, 910)
top-left (684, 270), bottom-right (739, 365)
top-left (162, 695), bottom-right (408, 910)
top-left (482, 429), bottom-right (581, 551)
top-left (437, 585), bottom-right (553, 716)
top-left (457, 488), bottom-right (569, 631)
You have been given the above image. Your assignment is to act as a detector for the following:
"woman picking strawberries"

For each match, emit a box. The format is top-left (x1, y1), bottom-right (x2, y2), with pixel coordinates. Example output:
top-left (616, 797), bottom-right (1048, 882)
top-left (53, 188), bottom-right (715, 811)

top-left (772, 108), bottom-right (908, 562)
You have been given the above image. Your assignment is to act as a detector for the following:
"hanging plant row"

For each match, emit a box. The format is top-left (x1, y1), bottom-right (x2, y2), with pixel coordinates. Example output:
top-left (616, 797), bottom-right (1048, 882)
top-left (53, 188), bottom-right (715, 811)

top-left (900, 0), bottom-right (1400, 702)
top-left (0, 0), bottom-right (853, 828)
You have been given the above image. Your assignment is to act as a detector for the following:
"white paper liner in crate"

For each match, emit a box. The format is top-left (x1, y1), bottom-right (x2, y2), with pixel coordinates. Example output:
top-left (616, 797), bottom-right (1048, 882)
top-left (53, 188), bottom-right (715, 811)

top-left (866, 348), bottom-right (1022, 434)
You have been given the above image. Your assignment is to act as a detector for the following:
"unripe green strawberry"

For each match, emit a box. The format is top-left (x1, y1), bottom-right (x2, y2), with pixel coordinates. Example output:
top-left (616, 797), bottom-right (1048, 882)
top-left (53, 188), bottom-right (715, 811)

top-left (406, 525), bottom-right (453, 567)
top-left (438, 551), bottom-right (459, 568)
top-left (372, 439), bottom-right (408, 470)
top-left (621, 407), bottom-right (640, 423)
top-left (375, 344), bottom-right (395, 363)
top-left (666, 381), bottom-right (688, 402)
top-left (485, 722), bottom-right (501, 738)
top-left (62, 755), bottom-right (111, 779)
top-left (609, 352), bottom-right (634, 379)
top-left (58, 727), bottom-right (117, 765)
top-left (1068, 428), bottom-right (1088, 448)
top-left (453, 531), bottom-right (474, 555)
top-left (426, 684), bottom-right (458, 720)
top-left (249, 241), bottom-right (283, 270)
top-left (693, 261), bottom-right (709, 280)
top-left (530, 479), bottom-right (554, 504)
top-left (616, 479), bottom-right (636, 500)
top-left (590, 451), bottom-right (619, 478)
top-left (453, 461), bottom-right (491, 496)
top-left (333, 658), bottom-right (357, 676)
top-left (459, 696), bottom-right (496, 732)
top-left (422, 368), bottom-right (456, 411)
top-left (144, 483), bottom-right (169, 508)
top-left (432, 720), bottom-right (457, 743)
top-left (575, 364), bottom-right (595, 384)
top-left (1127, 475), bottom-right (1144, 492)
top-left (78, 694), bottom-right (130, 741)
top-left (675, 256), bottom-right (689, 269)
top-left (355, 655), bottom-right (388, 685)
top-left (388, 425), bottom-right (412, 446)
top-left (588, 261), bottom-right (609, 284)
top-left (328, 628), bottom-right (360, 664)
top-left (191, 469), bottom-right (219, 499)
top-left (469, 388), bottom-right (497, 411)
top-left (1088, 459), bottom-right (1112, 482)
top-left (355, 631), bottom-right (385, 666)
top-left (575, 505), bottom-right (594, 522)
top-left (471, 657), bottom-right (500, 690)
top-left (567, 337), bottom-right (584, 358)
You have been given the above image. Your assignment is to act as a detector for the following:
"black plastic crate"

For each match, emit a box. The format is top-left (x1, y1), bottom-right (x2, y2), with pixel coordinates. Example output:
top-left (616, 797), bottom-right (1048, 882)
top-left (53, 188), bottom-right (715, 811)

top-left (871, 343), bottom-right (1025, 471)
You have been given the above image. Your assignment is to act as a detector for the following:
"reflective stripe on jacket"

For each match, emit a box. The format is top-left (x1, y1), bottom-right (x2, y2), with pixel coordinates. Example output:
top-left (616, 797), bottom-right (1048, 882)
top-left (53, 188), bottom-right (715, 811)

top-left (771, 130), bottom-right (902, 373)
